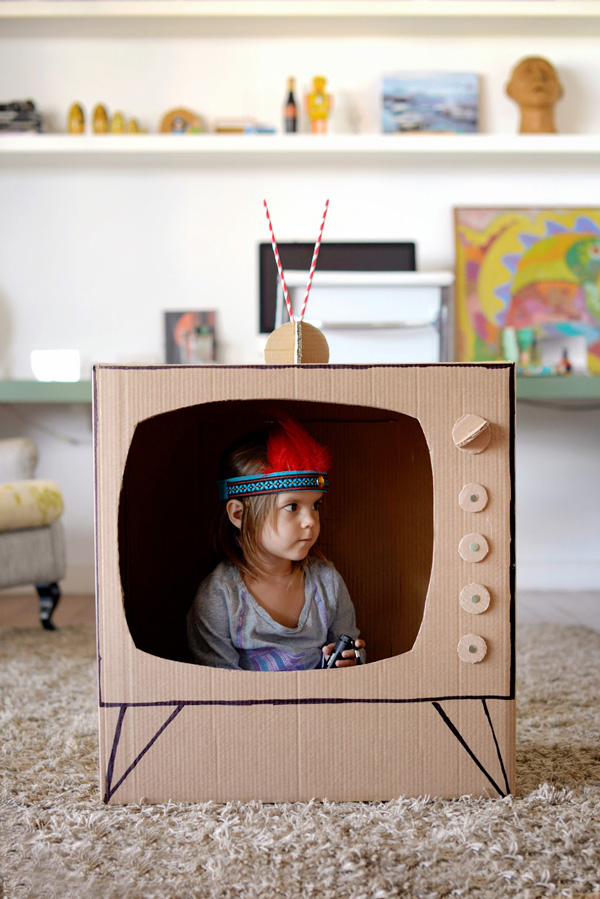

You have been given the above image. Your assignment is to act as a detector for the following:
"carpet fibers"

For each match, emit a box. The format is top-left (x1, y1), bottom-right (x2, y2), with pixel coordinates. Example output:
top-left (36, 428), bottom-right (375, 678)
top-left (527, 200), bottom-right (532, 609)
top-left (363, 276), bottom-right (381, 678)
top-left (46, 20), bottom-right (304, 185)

top-left (1, 623), bottom-right (600, 899)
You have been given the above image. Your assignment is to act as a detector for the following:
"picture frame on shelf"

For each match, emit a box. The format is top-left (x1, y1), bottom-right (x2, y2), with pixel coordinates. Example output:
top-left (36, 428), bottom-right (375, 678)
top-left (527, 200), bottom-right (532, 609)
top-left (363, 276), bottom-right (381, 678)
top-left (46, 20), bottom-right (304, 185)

top-left (164, 311), bottom-right (216, 364)
top-left (381, 72), bottom-right (479, 134)
top-left (454, 207), bottom-right (600, 374)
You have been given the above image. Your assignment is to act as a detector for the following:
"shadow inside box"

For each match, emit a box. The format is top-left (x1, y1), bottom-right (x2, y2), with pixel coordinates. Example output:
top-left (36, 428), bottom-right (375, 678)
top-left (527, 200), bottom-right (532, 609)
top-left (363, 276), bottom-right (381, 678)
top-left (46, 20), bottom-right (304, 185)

top-left (515, 741), bottom-right (600, 796)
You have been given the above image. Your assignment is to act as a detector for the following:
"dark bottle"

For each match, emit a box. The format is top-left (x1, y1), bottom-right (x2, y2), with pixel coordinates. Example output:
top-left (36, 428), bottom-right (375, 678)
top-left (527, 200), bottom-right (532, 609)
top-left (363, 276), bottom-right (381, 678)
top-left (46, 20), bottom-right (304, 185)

top-left (283, 77), bottom-right (297, 133)
top-left (559, 348), bottom-right (572, 374)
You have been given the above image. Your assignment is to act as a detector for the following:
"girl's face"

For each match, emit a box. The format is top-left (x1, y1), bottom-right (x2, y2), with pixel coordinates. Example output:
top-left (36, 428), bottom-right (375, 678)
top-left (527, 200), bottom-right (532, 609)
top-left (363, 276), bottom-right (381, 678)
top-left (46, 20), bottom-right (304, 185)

top-left (258, 490), bottom-right (323, 569)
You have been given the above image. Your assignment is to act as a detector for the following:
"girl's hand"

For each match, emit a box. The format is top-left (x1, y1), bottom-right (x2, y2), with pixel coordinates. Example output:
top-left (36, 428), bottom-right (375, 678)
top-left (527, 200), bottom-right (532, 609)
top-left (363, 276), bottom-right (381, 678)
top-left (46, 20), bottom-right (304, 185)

top-left (321, 638), bottom-right (366, 668)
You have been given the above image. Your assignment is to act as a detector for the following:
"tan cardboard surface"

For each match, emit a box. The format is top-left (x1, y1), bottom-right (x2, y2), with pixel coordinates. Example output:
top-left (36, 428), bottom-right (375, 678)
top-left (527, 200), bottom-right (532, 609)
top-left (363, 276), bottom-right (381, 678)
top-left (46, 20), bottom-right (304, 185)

top-left (94, 363), bottom-right (515, 803)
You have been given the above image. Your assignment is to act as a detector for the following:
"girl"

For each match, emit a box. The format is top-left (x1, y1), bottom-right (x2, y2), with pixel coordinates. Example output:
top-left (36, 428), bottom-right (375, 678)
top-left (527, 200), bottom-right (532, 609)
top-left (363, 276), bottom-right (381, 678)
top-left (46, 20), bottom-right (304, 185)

top-left (186, 415), bottom-right (365, 672)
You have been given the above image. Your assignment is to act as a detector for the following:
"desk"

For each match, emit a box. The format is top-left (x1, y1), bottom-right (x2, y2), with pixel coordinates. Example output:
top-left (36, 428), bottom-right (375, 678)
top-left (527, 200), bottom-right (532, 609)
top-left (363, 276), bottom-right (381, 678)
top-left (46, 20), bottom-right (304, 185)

top-left (1, 377), bottom-right (599, 404)
top-left (0, 381), bottom-right (92, 403)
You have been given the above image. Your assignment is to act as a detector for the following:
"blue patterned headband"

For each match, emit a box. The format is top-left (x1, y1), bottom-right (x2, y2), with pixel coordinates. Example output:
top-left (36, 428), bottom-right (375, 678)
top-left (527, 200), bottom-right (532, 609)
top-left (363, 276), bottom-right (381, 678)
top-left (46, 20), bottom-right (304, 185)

top-left (218, 470), bottom-right (329, 501)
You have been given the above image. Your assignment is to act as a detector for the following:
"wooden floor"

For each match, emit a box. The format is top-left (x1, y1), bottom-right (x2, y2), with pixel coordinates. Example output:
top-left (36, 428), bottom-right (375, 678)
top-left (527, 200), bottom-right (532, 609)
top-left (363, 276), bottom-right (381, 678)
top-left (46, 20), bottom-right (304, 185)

top-left (1, 590), bottom-right (599, 631)
top-left (0, 592), bottom-right (96, 628)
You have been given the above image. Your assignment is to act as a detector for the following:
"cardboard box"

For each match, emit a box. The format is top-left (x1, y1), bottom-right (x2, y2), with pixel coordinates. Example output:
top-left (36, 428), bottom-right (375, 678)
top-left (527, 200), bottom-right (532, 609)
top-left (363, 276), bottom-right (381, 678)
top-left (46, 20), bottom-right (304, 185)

top-left (94, 362), bottom-right (515, 803)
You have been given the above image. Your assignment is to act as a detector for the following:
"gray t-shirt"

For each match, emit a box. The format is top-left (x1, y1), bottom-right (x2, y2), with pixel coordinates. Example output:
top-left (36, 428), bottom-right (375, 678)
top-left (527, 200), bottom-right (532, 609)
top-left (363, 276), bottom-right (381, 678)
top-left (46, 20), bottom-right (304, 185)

top-left (186, 558), bottom-right (360, 671)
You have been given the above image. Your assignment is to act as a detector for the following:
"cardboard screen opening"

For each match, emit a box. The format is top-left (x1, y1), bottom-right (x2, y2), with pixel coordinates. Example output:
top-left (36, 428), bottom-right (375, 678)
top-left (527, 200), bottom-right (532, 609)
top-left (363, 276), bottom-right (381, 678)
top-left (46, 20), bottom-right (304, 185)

top-left (118, 399), bottom-right (434, 666)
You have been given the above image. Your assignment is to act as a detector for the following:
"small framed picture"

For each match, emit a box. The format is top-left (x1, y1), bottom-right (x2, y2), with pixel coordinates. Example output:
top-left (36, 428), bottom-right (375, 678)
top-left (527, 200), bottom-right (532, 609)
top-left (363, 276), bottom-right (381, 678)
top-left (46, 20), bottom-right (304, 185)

top-left (164, 311), bottom-right (216, 364)
top-left (381, 72), bottom-right (479, 134)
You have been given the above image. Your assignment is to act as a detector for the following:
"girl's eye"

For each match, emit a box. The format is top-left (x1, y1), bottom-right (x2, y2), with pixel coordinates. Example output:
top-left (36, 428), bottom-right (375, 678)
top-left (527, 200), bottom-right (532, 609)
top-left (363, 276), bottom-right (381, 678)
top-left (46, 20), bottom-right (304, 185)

top-left (284, 503), bottom-right (297, 512)
top-left (313, 501), bottom-right (322, 511)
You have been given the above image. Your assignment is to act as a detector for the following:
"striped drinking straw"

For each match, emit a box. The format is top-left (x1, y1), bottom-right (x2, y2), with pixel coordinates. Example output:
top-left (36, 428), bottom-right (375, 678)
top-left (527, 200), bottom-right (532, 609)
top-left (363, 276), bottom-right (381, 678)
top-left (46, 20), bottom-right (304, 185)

top-left (263, 199), bottom-right (294, 323)
top-left (299, 198), bottom-right (330, 322)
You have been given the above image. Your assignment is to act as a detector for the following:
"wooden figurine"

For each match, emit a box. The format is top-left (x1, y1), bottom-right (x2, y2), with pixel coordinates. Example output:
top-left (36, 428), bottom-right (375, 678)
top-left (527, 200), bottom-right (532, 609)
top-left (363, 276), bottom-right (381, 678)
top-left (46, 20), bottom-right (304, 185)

top-left (92, 104), bottom-right (109, 134)
top-left (67, 103), bottom-right (85, 134)
top-left (110, 112), bottom-right (126, 134)
top-left (505, 56), bottom-right (563, 134)
top-left (160, 107), bottom-right (205, 134)
top-left (305, 76), bottom-right (332, 134)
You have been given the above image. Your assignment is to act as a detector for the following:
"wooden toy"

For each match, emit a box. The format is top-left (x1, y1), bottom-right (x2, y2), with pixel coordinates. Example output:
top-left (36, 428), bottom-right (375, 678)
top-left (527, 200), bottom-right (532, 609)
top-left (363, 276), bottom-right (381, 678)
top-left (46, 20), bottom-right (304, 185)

top-left (305, 76), bottom-right (332, 134)
top-left (67, 103), bottom-right (85, 134)
top-left (160, 107), bottom-right (205, 134)
top-left (92, 104), bottom-right (109, 134)
top-left (110, 112), bottom-right (126, 134)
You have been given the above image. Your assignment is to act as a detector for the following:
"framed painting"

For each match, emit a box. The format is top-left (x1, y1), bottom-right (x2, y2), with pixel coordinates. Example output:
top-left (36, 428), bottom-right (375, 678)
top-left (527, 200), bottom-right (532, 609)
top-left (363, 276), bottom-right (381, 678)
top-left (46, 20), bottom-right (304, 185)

top-left (382, 73), bottom-right (479, 134)
top-left (164, 311), bottom-right (216, 364)
top-left (454, 208), bottom-right (600, 372)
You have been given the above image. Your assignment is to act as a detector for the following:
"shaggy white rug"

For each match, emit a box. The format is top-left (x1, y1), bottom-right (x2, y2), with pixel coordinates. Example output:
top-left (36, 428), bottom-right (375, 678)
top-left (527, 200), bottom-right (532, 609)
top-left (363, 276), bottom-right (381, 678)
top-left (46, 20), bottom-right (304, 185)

top-left (1, 623), bottom-right (599, 899)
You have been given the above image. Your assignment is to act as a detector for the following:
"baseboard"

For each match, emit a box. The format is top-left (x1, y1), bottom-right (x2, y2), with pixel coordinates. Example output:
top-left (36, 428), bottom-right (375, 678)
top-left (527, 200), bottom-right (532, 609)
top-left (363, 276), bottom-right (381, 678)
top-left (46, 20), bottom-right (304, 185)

top-left (0, 564), bottom-right (95, 596)
top-left (518, 560), bottom-right (600, 592)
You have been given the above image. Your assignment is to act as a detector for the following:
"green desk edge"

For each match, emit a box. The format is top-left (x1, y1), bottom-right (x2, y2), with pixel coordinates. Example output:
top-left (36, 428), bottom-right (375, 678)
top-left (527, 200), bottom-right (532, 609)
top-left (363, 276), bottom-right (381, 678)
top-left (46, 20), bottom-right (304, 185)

top-left (0, 376), bottom-right (599, 404)
top-left (0, 380), bottom-right (93, 403)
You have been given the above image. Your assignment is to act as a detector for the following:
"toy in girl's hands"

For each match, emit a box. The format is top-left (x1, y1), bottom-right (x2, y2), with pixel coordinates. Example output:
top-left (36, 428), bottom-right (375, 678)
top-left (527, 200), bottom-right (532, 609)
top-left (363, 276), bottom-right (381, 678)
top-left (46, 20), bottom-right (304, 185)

top-left (321, 634), bottom-right (365, 668)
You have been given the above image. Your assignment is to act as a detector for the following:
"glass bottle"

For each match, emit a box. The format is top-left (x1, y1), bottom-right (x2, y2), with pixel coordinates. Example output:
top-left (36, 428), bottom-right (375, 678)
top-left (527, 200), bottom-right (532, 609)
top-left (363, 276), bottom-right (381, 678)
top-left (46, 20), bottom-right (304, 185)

top-left (284, 77), bottom-right (298, 133)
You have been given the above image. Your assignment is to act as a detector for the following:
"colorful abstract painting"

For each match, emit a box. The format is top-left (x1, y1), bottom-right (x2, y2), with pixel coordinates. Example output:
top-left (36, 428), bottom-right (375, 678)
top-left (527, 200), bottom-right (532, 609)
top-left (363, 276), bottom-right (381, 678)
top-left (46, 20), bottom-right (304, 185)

top-left (454, 208), bottom-right (600, 372)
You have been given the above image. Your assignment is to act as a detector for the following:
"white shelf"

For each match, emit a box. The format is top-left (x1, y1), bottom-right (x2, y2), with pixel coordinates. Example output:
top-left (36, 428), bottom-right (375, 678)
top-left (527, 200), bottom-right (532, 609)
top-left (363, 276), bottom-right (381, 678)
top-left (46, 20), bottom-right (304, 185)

top-left (2, 1), bottom-right (599, 37)
top-left (1, 1), bottom-right (599, 19)
top-left (1, 134), bottom-right (599, 163)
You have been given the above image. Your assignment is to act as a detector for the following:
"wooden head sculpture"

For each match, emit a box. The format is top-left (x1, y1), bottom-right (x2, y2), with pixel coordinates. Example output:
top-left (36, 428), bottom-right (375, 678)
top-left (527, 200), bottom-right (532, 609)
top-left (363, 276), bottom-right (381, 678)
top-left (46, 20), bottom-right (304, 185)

top-left (506, 56), bottom-right (563, 134)
top-left (263, 200), bottom-right (331, 365)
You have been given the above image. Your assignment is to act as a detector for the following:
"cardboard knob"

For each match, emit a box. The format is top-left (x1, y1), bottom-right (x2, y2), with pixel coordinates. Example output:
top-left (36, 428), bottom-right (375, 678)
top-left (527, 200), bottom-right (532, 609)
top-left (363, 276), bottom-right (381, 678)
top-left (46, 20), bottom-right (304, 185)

top-left (459, 483), bottom-right (489, 513)
top-left (459, 583), bottom-right (491, 614)
top-left (458, 533), bottom-right (489, 563)
top-left (457, 634), bottom-right (488, 664)
top-left (452, 414), bottom-right (491, 453)
top-left (264, 321), bottom-right (330, 365)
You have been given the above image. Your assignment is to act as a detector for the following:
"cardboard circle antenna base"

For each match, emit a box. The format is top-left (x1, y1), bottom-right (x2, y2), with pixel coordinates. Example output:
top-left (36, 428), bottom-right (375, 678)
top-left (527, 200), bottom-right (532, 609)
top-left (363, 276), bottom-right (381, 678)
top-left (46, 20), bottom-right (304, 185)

top-left (264, 321), bottom-right (330, 364)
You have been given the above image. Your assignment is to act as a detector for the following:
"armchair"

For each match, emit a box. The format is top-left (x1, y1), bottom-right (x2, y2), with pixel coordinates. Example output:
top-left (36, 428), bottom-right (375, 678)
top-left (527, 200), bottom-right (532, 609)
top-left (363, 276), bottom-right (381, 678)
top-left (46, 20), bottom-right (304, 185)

top-left (0, 438), bottom-right (66, 629)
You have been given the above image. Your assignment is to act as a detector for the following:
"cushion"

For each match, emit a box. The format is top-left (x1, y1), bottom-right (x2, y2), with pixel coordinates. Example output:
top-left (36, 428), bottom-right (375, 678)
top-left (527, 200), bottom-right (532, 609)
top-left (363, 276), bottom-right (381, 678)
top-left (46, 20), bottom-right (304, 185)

top-left (0, 480), bottom-right (65, 533)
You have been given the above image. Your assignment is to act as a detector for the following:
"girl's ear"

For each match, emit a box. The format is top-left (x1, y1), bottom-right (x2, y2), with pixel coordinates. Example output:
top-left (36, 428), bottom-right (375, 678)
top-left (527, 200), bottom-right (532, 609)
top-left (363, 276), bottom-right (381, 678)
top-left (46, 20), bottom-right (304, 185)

top-left (226, 499), bottom-right (244, 530)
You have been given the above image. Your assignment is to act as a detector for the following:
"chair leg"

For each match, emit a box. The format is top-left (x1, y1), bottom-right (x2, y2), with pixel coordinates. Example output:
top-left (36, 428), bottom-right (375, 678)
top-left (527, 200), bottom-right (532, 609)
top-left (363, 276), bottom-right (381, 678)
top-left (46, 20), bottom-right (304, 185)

top-left (36, 582), bottom-right (61, 630)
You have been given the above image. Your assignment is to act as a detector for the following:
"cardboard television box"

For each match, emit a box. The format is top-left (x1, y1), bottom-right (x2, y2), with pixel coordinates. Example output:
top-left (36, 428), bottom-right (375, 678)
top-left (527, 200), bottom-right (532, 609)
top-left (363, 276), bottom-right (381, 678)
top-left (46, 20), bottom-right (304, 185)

top-left (94, 362), bottom-right (515, 804)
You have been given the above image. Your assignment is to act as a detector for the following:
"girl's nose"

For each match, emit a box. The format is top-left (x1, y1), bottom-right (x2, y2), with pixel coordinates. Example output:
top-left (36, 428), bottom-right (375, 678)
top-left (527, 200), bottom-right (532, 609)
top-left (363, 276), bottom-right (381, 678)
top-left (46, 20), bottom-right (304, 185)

top-left (302, 509), bottom-right (318, 528)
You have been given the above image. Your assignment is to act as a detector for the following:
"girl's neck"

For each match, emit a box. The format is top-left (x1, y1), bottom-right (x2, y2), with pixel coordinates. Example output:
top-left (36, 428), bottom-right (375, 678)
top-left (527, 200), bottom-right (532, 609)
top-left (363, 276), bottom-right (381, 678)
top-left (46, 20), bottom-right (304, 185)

top-left (243, 563), bottom-right (305, 628)
top-left (247, 559), bottom-right (296, 584)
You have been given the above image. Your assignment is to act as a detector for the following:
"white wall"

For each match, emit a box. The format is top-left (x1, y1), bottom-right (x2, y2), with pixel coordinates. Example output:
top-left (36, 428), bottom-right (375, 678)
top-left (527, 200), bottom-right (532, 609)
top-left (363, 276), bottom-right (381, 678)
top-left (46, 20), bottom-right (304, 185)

top-left (1, 20), bottom-right (599, 593)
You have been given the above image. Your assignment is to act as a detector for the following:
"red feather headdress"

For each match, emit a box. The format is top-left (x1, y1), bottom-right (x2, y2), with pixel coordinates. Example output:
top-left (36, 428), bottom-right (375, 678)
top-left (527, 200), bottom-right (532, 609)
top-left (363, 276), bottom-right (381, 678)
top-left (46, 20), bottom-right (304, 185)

top-left (218, 415), bottom-right (331, 501)
top-left (263, 414), bottom-right (331, 475)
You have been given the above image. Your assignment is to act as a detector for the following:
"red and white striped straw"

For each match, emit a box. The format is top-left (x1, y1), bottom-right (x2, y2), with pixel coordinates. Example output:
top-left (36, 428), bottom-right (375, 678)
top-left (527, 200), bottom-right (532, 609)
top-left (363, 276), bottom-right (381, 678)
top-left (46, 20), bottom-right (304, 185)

top-left (299, 198), bottom-right (330, 322)
top-left (263, 199), bottom-right (294, 323)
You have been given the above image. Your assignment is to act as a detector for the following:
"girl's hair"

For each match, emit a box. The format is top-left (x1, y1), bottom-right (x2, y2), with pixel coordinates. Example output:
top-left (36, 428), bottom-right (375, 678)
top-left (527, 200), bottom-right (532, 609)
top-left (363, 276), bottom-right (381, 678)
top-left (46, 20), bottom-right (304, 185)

top-left (213, 428), bottom-right (323, 579)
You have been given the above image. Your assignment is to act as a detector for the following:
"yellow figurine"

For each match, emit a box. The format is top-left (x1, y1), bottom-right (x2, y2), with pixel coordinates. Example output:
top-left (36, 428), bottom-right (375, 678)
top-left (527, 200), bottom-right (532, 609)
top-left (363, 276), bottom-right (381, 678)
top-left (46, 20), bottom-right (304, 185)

top-left (128, 118), bottom-right (143, 133)
top-left (92, 104), bottom-right (109, 134)
top-left (305, 76), bottom-right (332, 134)
top-left (67, 102), bottom-right (85, 134)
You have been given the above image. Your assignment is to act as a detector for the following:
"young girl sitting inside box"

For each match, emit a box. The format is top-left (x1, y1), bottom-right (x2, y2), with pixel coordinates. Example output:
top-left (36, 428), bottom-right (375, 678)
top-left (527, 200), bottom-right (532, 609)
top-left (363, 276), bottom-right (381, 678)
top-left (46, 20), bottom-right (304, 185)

top-left (186, 414), bottom-right (365, 672)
